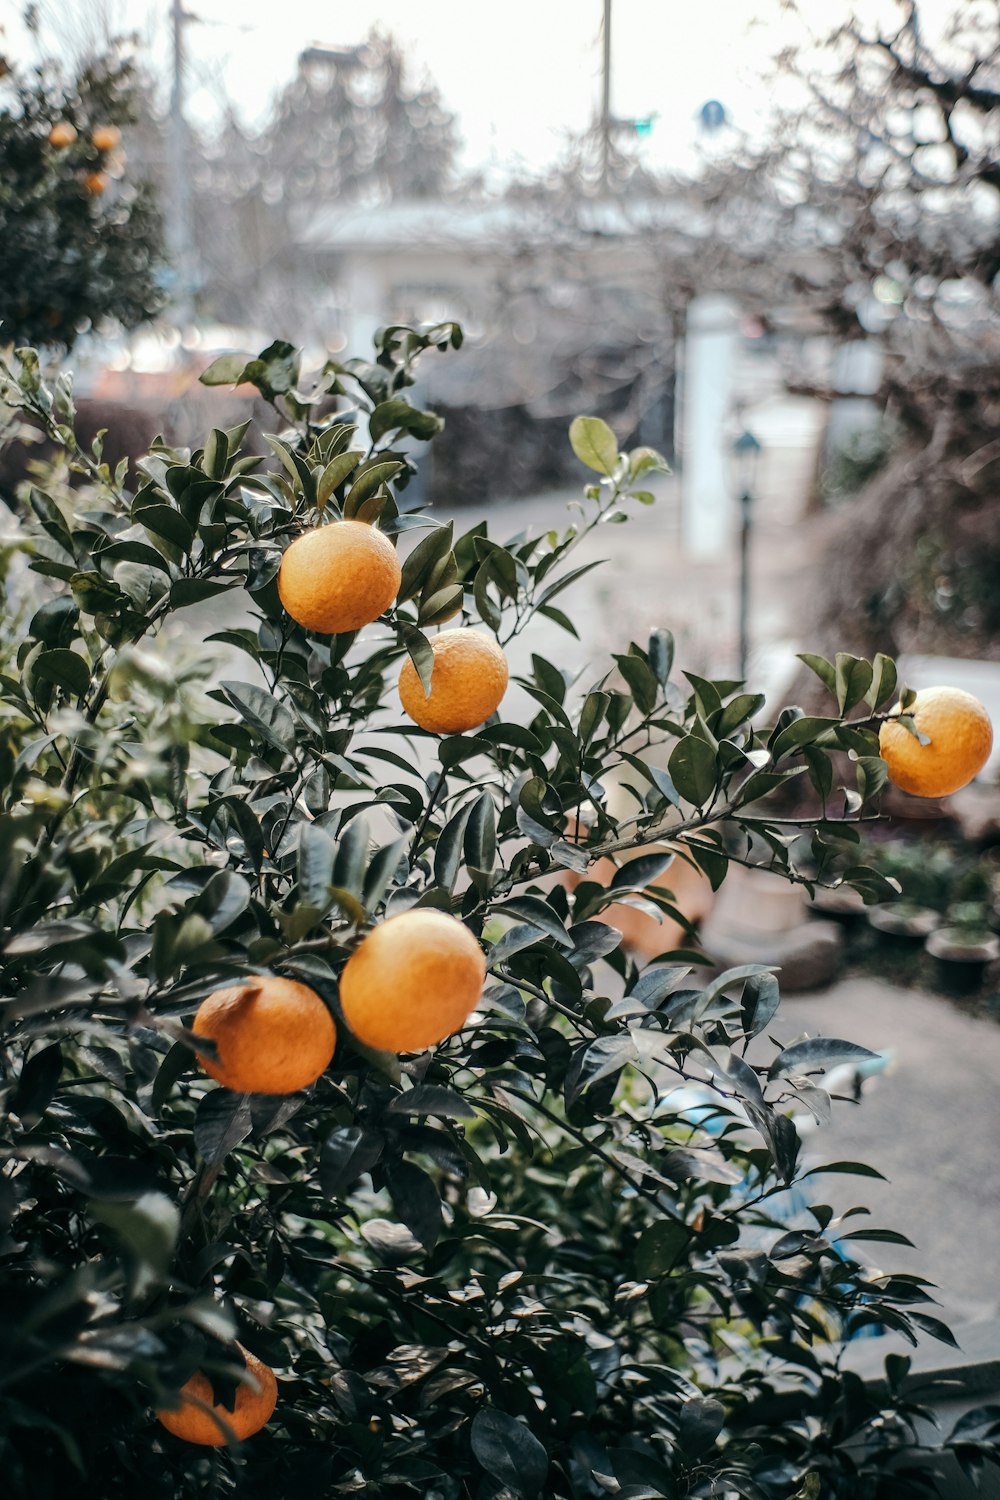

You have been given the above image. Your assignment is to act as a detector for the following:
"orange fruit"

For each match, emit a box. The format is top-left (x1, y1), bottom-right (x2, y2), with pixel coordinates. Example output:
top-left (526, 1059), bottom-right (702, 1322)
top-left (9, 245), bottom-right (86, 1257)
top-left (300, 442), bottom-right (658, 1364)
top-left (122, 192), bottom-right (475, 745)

top-left (339, 908), bottom-right (486, 1053)
top-left (83, 170), bottom-right (108, 195)
top-left (156, 1344), bottom-right (277, 1446)
top-left (277, 520), bottom-right (401, 635)
top-left (192, 977), bottom-right (336, 1094)
top-left (48, 121), bottom-right (77, 147)
top-left (398, 629), bottom-right (508, 734)
top-left (91, 124), bottom-right (122, 152)
top-left (879, 686), bottom-right (993, 798)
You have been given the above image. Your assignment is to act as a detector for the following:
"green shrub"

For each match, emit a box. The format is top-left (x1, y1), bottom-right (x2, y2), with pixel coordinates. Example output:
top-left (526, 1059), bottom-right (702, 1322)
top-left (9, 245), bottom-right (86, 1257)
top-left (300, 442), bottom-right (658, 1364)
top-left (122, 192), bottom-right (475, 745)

top-left (1, 330), bottom-right (996, 1499)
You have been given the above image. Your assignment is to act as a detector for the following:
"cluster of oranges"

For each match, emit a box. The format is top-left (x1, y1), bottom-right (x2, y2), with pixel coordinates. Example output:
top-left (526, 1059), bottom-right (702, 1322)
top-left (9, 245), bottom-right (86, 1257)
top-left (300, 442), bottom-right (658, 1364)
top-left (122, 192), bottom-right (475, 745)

top-left (47, 120), bottom-right (123, 196)
top-left (276, 519), bottom-right (509, 734)
top-left (156, 516), bottom-right (993, 1447)
top-left (160, 910), bottom-right (486, 1444)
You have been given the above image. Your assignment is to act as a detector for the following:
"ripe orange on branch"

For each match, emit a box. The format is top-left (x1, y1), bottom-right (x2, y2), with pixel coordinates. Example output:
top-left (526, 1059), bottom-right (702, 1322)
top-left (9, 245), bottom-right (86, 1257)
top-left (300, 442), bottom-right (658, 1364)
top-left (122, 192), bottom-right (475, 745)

top-left (156, 1344), bottom-right (277, 1446)
top-left (48, 121), bottom-right (77, 147)
top-left (339, 908), bottom-right (486, 1053)
top-left (91, 124), bottom-right (122, 151)
top-left (399, 628), bottom-right (508, 734)
top-left (879, 686), bottom-right (993, 797)
top-left (278, 519), bottom-right (401, 635)
top-left (192, 977), bottom-right (336, 1094)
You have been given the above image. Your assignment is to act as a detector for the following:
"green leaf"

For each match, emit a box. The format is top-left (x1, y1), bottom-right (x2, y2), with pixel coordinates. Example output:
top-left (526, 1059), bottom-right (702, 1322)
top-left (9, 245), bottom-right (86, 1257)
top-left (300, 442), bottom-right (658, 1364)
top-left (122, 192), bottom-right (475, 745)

top-left (770, 715), bottom-right (839, 761)
top-left (492, 896), bottom-right (572, 947)
top-left (193, 870), bottom-right (251, 934)
top-left (12, 1043), bottom-right (63, 1125)
top-left (398, 521), bottom-right (454, 603)
top-left (199, 353), bottom-right (249, 386)
top-left (471, 1408), bottom-right (549, 1498)
top-left (610, 852), bottom-right (674, 892)
top-left (679, 1397), bottom-right (725, 1456)
top-left (648, 628), bottom-right (674, 684)
top-left (668, 736), bottom-right (718, 807)
top-left (771, 1038), bottom-right (879, 1079)
top-left (579, 691), bottom-right (610, 746)
top-left (615, 653), bottom-right (658, 714)
top-left (91, 1192), bottom-right (180, 1275)
top-left (569, 415), bottom-right (618, 476)
top-left (798, 652), bottom-right (837, 693)
top-left (31, 648), bottom-right (91, 698)
top-left (385, 1159), bottom-right (441, 1251)
top-left (400, 624), bottom-right (434, 696)
top-left (867, 652), bottom-right (897, 709)
top-left (464, 790), bottom-right (496, 880)
top-left (320, 1125), bottom-right (384, 1197)
top-left (298, 822), bottom-right (336, 908)
top-left (193, 1090), bottom-right (253, 1165)
top-left (134, 503), bottom-right (195, 552)
top-left (243, 340), bottom-right (300, 398)
top-left (345, 460), bottom-right (403, 513)
top-left (334, 814), bottom-right (370, 899)
top-left (369, 398), bottom-right (443, 443)
top-left (635, 1219), bottom-right (689, 1277)
top-left (434, 798), bottom-right (474, 892)
top-left (740, 972), bottom-right (781, 1039)
top-left (218, 681), bottom-right (297, 755)
top-left (474, 560), bottom-right (503, 631)
top-left (316, 450), bottom-right (363, 506)
top-left (835, 654), bottom-right (874, 715)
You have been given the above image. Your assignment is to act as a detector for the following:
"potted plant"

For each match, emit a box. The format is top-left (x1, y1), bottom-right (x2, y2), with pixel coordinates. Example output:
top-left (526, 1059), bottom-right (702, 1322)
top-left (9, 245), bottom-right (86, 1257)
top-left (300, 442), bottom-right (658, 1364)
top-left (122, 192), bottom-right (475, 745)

top-left (925, 901), bottom-right (1000, 996)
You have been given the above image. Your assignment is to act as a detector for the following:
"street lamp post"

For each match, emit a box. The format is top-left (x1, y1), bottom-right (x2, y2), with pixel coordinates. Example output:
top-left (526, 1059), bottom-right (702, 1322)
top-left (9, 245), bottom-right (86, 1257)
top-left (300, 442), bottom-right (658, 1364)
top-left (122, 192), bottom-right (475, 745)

top-left (732, 429), bottom-right (762, 681)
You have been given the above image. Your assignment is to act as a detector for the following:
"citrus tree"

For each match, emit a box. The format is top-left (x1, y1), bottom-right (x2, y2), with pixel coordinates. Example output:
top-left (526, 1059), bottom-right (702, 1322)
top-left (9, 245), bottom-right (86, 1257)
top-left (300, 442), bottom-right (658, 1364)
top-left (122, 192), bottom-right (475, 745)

top-left (0, 328), bottom-right (996, 1500)
top-left (0, 44), bottom-right (164, 351)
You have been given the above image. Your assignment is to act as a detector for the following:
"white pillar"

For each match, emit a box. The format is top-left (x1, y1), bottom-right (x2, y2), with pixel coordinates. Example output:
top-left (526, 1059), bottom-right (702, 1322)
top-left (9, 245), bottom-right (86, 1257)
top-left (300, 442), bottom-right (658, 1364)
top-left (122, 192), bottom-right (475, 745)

top-left (681, 294), bottom-right (739, 560)
top-left (344, 259), bottom-right (386, 362)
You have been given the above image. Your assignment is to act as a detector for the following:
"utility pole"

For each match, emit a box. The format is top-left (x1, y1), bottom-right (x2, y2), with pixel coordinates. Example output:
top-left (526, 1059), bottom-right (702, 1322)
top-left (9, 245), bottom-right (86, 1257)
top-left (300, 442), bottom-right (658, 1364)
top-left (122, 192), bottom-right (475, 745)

top-left (600, 0), bottom-right (612, 184)
top-left (168, 0), bottom-right (197, 327)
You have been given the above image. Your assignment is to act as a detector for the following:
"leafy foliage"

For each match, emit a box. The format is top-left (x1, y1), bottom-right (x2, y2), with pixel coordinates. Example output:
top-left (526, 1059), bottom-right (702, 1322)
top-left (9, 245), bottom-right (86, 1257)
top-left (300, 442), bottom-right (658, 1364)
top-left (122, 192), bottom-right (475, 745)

top-left (0, 38), bottom-right (165, 351)
top-left (0, 326), bottom-right (996, 1499)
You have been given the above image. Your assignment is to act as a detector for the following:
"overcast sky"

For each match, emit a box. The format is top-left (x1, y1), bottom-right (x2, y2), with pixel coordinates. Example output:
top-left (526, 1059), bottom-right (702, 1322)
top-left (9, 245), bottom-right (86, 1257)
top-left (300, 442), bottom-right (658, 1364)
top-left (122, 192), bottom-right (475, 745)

top-left (7, 0), bottom-right (974, 179)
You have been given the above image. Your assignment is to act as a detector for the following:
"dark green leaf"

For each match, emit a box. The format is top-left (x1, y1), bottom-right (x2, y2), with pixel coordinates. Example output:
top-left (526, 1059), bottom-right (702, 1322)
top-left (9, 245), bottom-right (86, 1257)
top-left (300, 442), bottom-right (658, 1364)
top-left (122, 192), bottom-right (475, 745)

top-left (668, 736), bottom-right (718, 806)
top-left (635, 1219), bottom-right (689, 1277)
top-left (385, 1159), bottom-right (441, 1251)
top-left (193, 1090), bottom-right (253, 1165)
top-left (679, 1398), bottom-right (725, 1456)
top-left (32, 649), bottom-right (91, 697)
top-left (471, 1408), bottom-right (549, 1498)
top-left (320, 1126), bottom-right (384, 1197)
top-left (771, 1038), bottom-right (879, 1078)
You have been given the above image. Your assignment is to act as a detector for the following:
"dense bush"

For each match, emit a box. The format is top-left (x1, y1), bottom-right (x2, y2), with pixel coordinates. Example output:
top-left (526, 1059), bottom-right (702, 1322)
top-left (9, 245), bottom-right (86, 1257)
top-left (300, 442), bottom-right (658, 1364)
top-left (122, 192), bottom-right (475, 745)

top-left (0, 43), bottom-right (164, 350)
top-left (1, 327), bottom-right (997, 1499)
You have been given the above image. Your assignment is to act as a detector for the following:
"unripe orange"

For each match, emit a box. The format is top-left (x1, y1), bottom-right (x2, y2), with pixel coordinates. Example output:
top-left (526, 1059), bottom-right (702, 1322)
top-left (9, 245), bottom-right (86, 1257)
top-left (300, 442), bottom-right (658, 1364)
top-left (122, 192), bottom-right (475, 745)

top-left (156, 1344), bottom-right (277, 1445)
top-left (91, 123), bottom-right (122, 152)
top-left (398, 628), bottom-right (508, 734)
top-left (339, 908), bottom-right (486, 1053)
top-left (193, 977), bottom-right (336, 1094)
top-left (879, 686), bottom-right (993, 798)
top-left (277, 520), bottom-right (401, 635)
top-left (48, 121), bottom-right (77, 147)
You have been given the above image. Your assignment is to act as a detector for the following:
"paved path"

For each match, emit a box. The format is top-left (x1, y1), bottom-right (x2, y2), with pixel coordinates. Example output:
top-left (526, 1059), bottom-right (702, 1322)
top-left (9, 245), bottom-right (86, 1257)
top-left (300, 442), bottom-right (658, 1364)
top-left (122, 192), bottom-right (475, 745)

top-left (778, 978), bottom-right (1000, 1330)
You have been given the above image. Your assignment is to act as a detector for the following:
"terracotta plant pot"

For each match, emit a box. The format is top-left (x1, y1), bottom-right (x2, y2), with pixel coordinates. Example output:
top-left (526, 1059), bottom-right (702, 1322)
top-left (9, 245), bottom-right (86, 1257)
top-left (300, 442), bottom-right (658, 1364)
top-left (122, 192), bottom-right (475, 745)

top-left (558, 843), bottom-right (716, 961)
